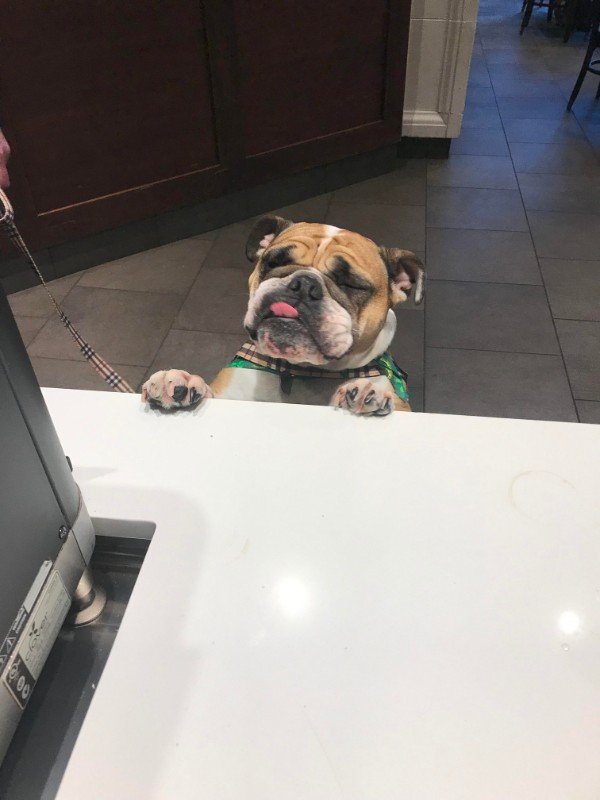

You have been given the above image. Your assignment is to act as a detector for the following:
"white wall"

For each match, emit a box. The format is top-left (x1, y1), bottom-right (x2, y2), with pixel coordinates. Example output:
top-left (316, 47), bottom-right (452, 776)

top-left (403, 0), bottom-right (478, 138)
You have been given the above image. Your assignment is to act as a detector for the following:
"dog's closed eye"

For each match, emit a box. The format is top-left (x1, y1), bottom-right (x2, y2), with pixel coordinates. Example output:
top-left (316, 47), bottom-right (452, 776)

top-left (330, 257), bottom-right (373, 296)
top-left (261, 245), bottom-right (295, 273)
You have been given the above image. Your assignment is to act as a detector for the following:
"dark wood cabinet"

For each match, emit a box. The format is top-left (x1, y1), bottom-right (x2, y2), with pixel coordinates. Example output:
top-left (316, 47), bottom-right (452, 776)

top-left (0, 1), bottom-right (410, 249)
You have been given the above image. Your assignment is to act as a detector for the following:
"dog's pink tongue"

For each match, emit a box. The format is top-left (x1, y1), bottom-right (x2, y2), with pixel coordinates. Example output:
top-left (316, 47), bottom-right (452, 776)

top-left (270, 301), bottom-right (298, 319)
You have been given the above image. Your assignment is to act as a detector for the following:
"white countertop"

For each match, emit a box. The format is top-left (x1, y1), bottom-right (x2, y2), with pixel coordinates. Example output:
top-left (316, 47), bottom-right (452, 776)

top-left (45, 389), bottom-right (600, 800)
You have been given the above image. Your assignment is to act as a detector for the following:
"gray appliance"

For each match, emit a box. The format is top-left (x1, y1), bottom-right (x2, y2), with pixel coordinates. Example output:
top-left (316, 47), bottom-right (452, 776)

top-left (0, 283), bottom-right (95, 761)
top-left (0, 285), bottom-right (151, 800)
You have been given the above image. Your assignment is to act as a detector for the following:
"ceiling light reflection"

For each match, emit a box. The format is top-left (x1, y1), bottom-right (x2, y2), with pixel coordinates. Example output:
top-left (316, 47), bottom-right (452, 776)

top-left (275, 577), bottom-right (312, 618)
top-left (558, 610), bottom-right (581, 637)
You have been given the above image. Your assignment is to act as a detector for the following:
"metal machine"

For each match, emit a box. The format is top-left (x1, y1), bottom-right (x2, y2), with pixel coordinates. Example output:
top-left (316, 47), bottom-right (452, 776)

top-left (0, 283), bottom-right (100, 761)
top-left (0, 283), bottom-right (151, 799)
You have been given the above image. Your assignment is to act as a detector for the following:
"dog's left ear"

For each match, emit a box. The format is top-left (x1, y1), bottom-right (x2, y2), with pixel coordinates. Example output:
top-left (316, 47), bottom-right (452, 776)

top-left (246, 215), bottom-right (294, 262)
top-left (379, 248), bottom-right (425, 306)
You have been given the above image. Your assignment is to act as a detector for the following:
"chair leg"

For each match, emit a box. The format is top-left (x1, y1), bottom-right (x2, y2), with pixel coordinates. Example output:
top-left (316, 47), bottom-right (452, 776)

top-left (563, 0), bottom-right (580, 43)
top-left (547, 0), bottom-right (554, 23)
top-left (567, 32), bottom-right (598, 109)
top-left (521, 0), bottom-right (536, 34)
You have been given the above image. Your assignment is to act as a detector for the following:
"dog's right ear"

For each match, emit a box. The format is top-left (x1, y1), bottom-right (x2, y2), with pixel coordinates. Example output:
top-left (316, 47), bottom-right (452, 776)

top-left (246, 215), bottom-right (294, 262)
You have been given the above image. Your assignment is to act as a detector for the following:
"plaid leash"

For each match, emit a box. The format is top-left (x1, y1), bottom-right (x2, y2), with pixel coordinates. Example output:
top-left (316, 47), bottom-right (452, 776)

top-left (0, 188), bottom-right (134, 393)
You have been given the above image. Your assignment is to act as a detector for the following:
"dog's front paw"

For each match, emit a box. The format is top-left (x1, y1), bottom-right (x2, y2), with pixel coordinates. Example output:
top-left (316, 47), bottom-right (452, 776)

top-left (141, 369), bottom-right (213, 411)
top-left (332, 378), bottom-right (394, 417)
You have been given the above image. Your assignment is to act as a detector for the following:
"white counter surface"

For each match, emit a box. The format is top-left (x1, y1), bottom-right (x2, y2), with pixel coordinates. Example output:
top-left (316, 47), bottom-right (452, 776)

top-left (45, 389), bottom-right (600, 800)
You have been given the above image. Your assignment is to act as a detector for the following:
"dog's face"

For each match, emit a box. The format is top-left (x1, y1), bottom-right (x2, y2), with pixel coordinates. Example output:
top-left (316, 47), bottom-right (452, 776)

top-left (243, 215), bottom-right (425, 365)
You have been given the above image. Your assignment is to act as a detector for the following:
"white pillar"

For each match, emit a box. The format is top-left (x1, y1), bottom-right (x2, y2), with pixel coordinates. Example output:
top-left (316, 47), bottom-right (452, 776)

top-left (403, 0), bottom-right (478, 138)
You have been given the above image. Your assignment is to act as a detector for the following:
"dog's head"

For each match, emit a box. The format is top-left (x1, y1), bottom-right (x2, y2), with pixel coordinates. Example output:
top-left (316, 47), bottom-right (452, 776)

top-left (243, 215), bottom-right (425, 366)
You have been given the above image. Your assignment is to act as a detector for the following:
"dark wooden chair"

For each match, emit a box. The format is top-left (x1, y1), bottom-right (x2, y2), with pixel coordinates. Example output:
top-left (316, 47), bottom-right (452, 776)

top-left (520, 0), bottom-right (583, 40)
top-left (520, 0), bottom-right (558, 35)
top-left (567, 0), bottom-right (600, 108)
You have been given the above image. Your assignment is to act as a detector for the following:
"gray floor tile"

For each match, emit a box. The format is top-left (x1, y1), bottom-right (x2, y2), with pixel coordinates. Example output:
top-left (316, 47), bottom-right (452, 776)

top-left (509, 140), bottom-right (600, 175)
top-left (577, 115), bottom-right (600, 133)
top-left (486, 52), bottom-right (553, 70)
top-left (426, 281), bottom-right (559, 354)
top-left (30, 358), bottom-right (147, 393)
top-left (462, 105), bottom-right (505, 130)
top-left (211, 217), bottom-right (259, 243)
top-left (576, 400), bottom-right (600, 424)
top-left (200, 230), bottom-right (253, 273)
top-left (497, 96), bottom-right (570, 120)
top-left (572, 95), bottom-right (600, 128)
top-left (555, 319), bottom-right (600, 400)
top-left (540, 258), bottom-right (600, 321)
top-left (426, 229), bottom-right (541, 284)
top-left (491, 78), bottom-right (564, 99)
top-left (554, 74), bottom-right (600, 103)
top-left (465, 86), bottom-right (497, 106)
top-left (468, 66), bottom-right (492, 88)
top-left (212, 195), bottom-right (331, 249)
top-left (326, 202), bottom-right (425, 250)
top-left (427, 155), bottom-right (517, 189)
top-left (481, 35), bottom-right (544, 51)
top-left (270, 194), bottom-right (332, 224)
top-left (146, 329), bottom-right (243, 384)
top-left (389, 308), bottom-right (424, 389)
top-left (77, 238), bottom-right (212, 295)
top-left (503, 116), bottom-right (586, 143)
top-left (407, 384), bottom-right (424, 412)
top-left (14, 316), bottom-right (46, 347)
top-left (582, 123), bottom-right (600, 152)
top-left (331, 161), bottom-right (426, 206)
top-left (450, 129), bottom-right (510, 156)
top-left (427, 187), bottom-right (528, 231)
top-left (517, 172), bottom-right (600, 213)
top-left (174, 267), bottom-right (249, 335)
top-left (528, 211), bottom-right (600, 259)
top-left (425, 348), bottom-right (577, 421)
top-left (8, 274), bottom-right (80, 318)
top-left (27, 286), bottom-right (181, 366)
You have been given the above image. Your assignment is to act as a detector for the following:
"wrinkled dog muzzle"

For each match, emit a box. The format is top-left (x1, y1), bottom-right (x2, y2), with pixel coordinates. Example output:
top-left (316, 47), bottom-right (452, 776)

top-left (244, 269), bottom-right (353, 364)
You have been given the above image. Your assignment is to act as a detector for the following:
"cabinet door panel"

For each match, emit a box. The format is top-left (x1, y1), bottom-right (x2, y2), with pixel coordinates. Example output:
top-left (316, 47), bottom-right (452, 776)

top-left (0, 1), bottom-right (410, 252)
top-left (234, 0), bottom-right (391, 156)
top-left (0, 1), bottom-right (220, 240)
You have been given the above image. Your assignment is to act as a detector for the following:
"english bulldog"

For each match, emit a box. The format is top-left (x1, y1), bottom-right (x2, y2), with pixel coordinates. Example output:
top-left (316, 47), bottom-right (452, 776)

top-left (142, 214), bottom-right (425, 416)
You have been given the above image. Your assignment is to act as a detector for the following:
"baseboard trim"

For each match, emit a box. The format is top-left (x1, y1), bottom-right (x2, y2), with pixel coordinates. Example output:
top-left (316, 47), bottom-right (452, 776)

top-left (402, 109), bottom-right (448, 138)
top-left (398, 137), bottom-right (451, 159)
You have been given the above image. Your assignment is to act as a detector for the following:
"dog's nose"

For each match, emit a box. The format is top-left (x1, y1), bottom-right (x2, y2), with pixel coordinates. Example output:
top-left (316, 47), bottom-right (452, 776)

top-left (289, 273), bottom-right (323, 302)
top-left (173, 384), bottom-right (188, 402)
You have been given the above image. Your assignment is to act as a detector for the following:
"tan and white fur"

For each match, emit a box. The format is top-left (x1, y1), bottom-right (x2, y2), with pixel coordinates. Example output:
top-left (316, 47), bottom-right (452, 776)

top-left (142, 215), bottom-right (425, 416)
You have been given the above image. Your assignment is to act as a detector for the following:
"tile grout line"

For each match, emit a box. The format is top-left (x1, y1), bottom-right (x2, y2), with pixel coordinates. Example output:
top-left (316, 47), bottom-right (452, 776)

top-left (483, 33), bottom-right (582, 423)
top-left (28, 353), bottom-right (152, 369)
top-left (137, 250), bottom-right (219, 391)
top-left (428, 345), bottom-right (567, 357)
top-left (427, 277), bottom-right (543, 287)
top-left (553, 317), bottom-right (600, 323)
